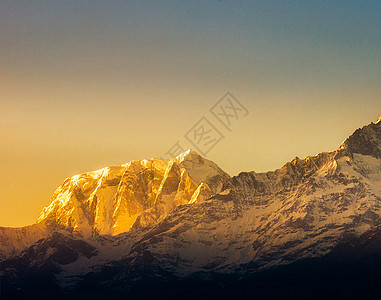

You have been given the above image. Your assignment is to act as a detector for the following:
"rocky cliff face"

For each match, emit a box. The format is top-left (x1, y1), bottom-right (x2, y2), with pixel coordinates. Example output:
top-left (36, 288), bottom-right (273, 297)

top-left (0, 150), bottom-right (229, 258)
top-left (2, 116), bottom-right (381, 299)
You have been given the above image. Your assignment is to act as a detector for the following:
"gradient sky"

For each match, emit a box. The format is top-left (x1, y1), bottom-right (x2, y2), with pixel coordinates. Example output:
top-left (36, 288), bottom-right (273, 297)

top-left (1, 0), bottom-right (381, 227)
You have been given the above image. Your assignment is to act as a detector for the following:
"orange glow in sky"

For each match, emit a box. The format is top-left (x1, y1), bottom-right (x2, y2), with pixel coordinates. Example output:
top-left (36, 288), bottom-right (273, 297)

top-left (1, 1), bottom-right (381, 227)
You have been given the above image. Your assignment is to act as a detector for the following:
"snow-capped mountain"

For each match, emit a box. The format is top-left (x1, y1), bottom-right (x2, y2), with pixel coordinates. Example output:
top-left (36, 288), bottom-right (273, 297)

top-left (0, 149), bottom-right (229, 259)
top-left (37, 149), bottom-right (228, 236)
top-left (2, 116), bottom-right (381, 299)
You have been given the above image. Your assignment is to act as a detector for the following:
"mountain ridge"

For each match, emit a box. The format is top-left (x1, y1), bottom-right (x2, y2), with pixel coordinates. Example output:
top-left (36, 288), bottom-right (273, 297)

top-left (2, 115), bottom-right (381, 299)
top-left (0, 150), bottom-right (230, 258)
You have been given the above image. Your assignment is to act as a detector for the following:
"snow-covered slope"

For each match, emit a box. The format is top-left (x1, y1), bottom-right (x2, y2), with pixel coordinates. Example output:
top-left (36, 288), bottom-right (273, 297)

top-left (2, 115), bottom-right (381, 298)
top-left (0, 222), bottom-right (49, 261)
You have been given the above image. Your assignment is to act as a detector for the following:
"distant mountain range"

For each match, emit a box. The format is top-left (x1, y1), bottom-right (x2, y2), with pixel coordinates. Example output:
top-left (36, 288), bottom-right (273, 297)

top-left (2, 116), bottom-right (381, 299)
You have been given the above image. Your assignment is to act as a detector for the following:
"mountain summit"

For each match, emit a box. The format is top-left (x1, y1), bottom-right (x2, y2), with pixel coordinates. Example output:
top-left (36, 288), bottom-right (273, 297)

top-left (34, 149), bottom-right (230, 237)
top-left (339, 116), bottom-right (381, 158)
top-left (2, 116), bottom-right (381, 299)
top-left (0, 149), bottom-right (230, 259)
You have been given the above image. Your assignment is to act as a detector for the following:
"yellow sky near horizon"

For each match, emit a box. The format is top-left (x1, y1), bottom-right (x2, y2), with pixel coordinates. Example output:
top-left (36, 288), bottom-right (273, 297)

top-left (1, 1), bottom-right (381, 227)
top-left (2, 82), bottom-right (380, 227)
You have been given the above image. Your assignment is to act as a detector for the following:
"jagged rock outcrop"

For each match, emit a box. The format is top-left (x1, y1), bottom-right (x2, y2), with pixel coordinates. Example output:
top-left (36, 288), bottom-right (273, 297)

top-left (338, 120), bottom-right (381, 159)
